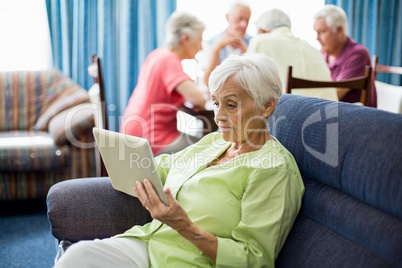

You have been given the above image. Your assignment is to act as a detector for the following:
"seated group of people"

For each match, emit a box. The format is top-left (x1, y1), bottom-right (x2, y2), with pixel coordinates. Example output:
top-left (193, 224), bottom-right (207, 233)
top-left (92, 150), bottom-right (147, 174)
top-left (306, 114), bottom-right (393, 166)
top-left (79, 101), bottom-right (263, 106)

top-left (121, 2), bottom-right (377, 156)
top-left (55, 2), bottom-right (376, 267)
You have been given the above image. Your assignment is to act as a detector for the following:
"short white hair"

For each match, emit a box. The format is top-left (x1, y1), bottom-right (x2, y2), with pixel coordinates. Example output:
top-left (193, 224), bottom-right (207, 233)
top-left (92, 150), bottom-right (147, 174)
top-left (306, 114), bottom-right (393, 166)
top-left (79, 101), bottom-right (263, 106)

top-left (255, 9), bottom-right (291, 32)
top-left (227, 0), bottom-right (250, 15)
top-left (209, 54), bottom-right (282, 110)
top-left (314, 5), bottom-right (348, 35)
top-left (164, 11), bottom-right (205, 49)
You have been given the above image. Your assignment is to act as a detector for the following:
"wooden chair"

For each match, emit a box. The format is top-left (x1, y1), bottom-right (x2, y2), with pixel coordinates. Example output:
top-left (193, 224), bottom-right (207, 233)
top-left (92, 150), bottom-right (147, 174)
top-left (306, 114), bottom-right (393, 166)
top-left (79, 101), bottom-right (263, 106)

top-left (286, 65), bottom-right (373, 106)
top-left (372, 55), bottom-right (402, 80)
top-left (372, 55), bottom-right (402, 113)
top-left (88, 54), bottom-right (108, 176)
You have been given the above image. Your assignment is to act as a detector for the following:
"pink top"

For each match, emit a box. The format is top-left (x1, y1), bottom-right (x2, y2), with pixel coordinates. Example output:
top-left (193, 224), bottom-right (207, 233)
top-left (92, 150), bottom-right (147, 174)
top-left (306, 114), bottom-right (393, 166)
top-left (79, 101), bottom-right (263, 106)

top-left (324, 37), bottom-right (377, 107)
top-left (120, 48), bottom-right (190, 154)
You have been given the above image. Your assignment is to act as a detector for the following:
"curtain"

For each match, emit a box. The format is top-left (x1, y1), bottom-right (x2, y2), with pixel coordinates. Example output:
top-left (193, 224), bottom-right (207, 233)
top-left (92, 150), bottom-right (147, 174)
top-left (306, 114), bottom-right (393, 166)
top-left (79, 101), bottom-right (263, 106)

top-left (46, 0), bottom-right (176, 131)
top-left (325, 0), bottom-right (402, 86)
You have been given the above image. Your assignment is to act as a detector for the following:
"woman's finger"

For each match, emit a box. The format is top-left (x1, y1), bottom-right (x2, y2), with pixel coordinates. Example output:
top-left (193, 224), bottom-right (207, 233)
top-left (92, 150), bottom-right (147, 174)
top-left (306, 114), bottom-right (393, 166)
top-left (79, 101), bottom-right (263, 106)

top-left (143, 179), bottom-right (162, 207)
top-left (164, 188), bottom-right (175, 205)
top-left (135, 181), bottom-right (149, 206)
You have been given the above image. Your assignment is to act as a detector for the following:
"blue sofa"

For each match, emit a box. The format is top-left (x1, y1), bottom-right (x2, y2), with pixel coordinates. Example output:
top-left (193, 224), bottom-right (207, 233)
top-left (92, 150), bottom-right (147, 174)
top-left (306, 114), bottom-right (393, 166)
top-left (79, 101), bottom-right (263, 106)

top-left (47, 94), bottom-right (402, 267)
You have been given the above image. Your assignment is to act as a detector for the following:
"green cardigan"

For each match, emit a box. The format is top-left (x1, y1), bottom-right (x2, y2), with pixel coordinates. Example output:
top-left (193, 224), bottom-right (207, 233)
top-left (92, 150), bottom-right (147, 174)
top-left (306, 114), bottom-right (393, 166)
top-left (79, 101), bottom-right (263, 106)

top-left (116, 132), bottom-right (304, 267)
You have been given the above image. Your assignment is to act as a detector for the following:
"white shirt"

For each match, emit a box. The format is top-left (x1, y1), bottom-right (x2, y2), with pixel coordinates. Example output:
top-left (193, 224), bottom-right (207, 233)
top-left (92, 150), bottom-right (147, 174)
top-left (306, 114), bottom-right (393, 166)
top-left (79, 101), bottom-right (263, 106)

top-left (247, 26), bottom-right (337, 101)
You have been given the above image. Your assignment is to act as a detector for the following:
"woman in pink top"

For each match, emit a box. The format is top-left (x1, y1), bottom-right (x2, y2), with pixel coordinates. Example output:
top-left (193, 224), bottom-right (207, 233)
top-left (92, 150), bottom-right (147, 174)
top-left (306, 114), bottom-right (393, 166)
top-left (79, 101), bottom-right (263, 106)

top-left (313, 5), bottom-right (377, 107)
top-left (120, 11), bottom-right (206, 155)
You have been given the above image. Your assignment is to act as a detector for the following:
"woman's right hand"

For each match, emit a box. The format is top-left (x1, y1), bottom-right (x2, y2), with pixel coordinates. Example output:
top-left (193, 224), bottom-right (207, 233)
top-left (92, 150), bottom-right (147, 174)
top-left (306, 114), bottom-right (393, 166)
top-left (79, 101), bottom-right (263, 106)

top-left (135, 179), bottom-right (192, 232)
top-left (135, 179), bottom-right (218, 262)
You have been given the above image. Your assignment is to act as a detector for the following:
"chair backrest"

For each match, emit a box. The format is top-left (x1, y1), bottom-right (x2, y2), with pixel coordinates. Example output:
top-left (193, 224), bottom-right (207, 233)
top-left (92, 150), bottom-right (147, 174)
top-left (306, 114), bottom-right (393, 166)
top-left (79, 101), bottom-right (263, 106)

top-left (88, 55), bottom-right (109, 130)
top-left (371, 55), bottom-right (402, 113)
top-left (88, 55), bottom-right (108, 177)
top-left (286, 65), bottom-right (372, 106)
top-left (372, 55), bottom-right (402, 80)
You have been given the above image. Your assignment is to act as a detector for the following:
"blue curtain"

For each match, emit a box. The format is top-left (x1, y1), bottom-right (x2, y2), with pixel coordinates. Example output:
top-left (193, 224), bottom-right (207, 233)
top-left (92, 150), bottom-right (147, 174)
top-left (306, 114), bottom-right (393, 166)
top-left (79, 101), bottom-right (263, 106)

top-left (46, 0), bottom-right (176, 131)
top-left (325, 0), bottom-right (402, 86)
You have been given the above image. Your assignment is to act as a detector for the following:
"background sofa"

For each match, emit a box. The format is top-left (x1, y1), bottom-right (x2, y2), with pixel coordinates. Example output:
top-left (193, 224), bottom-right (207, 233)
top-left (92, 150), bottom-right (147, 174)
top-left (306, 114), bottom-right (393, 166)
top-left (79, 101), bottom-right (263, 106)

top-left (47, 94), bottom-right (402, 267)
top-left (0, 70), bottom-right (96, 200)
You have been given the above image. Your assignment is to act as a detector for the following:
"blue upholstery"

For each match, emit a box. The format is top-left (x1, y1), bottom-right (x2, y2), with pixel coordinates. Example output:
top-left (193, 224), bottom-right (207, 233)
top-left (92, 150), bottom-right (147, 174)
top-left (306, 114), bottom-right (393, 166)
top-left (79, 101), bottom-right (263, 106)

top-left (47, 94), bottom-right (402, 267)
top-left (270, 94), bottom-right (402, 267)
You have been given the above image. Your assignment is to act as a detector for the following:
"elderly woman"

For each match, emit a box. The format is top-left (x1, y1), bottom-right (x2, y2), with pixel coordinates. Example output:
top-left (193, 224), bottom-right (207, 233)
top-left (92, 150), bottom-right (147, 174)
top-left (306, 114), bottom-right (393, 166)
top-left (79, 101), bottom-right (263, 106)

top-left (313, 5), bottom-right (377, 107)
top-left (55, 54), bottom-right (304, 267)
top-left (120, 11), bottom-right (206, 155)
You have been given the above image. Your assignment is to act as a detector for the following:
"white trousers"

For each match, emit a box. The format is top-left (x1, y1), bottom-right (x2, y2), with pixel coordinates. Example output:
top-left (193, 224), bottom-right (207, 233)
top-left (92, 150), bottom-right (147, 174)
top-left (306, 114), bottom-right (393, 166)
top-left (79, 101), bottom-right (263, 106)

top-left (54, 238), bottom-right (150, 268)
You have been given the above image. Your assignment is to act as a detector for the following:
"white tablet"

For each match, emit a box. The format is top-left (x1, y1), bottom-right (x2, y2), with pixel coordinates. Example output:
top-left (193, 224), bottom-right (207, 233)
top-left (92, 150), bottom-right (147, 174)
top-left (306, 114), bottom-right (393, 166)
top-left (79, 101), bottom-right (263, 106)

top-left (93, 127), bottom-right (168, 205)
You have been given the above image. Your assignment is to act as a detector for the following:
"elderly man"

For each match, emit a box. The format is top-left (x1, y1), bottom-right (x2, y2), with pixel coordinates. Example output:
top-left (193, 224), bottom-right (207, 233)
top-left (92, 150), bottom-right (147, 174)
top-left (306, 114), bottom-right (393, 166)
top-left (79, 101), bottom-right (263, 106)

top-left (247, 8), bottom-right (337, 101)
top-left (201, 1), bottom-right (251, 87)
top-left (313, 5), bottom-right (377, 107)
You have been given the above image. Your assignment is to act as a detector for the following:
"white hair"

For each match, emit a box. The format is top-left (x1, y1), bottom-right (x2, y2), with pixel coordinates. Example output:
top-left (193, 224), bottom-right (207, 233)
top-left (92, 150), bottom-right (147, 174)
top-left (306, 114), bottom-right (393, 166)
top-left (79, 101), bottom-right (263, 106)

top-left (314, 5), bottom-right (348, 35)
top-left (227, 0), bottom-right (251, 15)
top-left (164, 11), bottom-right (205, 49)
top-left (209, 54), bottom-right (282, 110)
top-left (255, 8), bottom-right (291, 32)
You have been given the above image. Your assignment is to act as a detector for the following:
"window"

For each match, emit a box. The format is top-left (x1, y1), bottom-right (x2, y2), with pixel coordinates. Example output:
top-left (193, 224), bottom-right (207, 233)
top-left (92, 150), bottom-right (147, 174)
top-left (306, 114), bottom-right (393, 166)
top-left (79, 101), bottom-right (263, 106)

top-left (0, 0), bottom-right (51, 71)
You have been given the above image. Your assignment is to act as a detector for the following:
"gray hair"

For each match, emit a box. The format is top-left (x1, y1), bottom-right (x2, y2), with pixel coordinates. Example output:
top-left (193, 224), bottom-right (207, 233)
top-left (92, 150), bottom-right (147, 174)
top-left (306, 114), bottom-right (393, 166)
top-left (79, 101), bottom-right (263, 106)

top-left (227, 0), bottom-right (251, 15)
top-left (255, 9), bottom-right (291, 32)
top-left (164, 11), bottom-right (205, 49)
top-left (313, 5), bottom-right (348, 35)
top-left (209, 54), bottom-right (282, 109)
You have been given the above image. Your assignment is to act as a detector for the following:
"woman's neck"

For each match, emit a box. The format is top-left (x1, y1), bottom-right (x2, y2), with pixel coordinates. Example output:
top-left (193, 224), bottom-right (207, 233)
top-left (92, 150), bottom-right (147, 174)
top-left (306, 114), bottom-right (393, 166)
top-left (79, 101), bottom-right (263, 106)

top-left (228, 132), bottom-right (273, 156)
top-left (169, 47), bottom-right (185, 60)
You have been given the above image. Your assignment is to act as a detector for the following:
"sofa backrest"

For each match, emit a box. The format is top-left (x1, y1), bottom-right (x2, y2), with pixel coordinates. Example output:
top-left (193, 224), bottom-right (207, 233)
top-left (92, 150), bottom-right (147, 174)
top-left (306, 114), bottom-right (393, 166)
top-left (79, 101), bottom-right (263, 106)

top-left (269, 94), bottom-right (402, 267)
top-left (0, 70), bottom-right (89, 131)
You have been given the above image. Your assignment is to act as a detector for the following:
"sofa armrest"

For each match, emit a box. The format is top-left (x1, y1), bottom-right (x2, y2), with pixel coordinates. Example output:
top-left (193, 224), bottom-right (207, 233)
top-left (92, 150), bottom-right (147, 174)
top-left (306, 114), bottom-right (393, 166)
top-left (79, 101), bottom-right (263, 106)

top-left (47, 177), bottom-right (152, 242)
top-left (48, 103), bottom-right (95, 146)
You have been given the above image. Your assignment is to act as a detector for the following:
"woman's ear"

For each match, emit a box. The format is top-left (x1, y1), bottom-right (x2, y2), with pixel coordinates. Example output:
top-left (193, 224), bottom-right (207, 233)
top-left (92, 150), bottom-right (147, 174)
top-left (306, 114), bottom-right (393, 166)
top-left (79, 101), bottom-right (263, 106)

top-left (181, 33), bottom-right (190, 45)
top-left (263, 98), bottom-right (276, 118)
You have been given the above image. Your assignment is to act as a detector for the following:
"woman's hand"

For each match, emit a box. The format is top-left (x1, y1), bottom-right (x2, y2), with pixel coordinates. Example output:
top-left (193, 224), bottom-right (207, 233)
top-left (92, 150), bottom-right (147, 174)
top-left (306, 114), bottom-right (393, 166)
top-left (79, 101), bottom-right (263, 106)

top-left (134, 179), bottom-right (218, 262)
top-left (134, 179), bottom-right (191, 232)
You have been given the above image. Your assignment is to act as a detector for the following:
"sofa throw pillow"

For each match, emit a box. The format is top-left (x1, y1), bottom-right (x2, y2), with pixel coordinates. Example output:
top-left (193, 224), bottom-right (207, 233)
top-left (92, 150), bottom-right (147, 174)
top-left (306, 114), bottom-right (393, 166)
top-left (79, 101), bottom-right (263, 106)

top-left (48, 103), bottom-right (95, 146)
top-left (33, 74), bottom-right (89, 131)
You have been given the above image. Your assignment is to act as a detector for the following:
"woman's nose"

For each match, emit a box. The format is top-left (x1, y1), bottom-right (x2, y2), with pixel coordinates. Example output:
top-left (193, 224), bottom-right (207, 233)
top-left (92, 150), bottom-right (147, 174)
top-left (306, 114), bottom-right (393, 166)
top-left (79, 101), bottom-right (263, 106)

top-left (214, 106), bottom-right (227, 123)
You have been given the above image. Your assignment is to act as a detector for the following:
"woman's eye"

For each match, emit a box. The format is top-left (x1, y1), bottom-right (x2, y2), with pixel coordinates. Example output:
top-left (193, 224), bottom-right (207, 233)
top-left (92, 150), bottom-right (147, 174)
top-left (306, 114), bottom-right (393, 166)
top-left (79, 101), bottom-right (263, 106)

top-left (227, 103), bottom-right (236, 109)
top-left (212, 102), bottom-right (219, 108)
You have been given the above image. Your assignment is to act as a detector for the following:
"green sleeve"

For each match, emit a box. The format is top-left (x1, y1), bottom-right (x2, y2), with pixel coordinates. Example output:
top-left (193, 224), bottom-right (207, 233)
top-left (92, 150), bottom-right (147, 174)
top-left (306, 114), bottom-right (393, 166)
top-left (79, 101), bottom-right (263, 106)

top-left (215, 168), bottom-right (304, 267)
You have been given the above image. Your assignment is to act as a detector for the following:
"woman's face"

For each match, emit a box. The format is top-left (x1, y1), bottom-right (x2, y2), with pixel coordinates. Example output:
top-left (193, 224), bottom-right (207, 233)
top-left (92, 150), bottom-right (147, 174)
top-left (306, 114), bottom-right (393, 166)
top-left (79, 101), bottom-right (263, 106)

top-left (183, 29), bottom-right (203, 59)
top-left (211, 78), bottom-right (269, 144)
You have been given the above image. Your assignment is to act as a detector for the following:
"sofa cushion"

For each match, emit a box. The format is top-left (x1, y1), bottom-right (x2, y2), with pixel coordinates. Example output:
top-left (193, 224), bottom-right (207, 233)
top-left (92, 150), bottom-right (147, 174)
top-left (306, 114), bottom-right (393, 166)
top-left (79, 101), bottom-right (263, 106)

top-left (0, 71), bottom-right (53, 131)
top-left (284, 179), bottom-right (402, 267)
top-left (269, 94), bottom-right (402, 220)
top-left (33, 72), bottom-right (89, 131)
top-left (0, 131), bottom-right (70, 172)
top-left (0, 70), bottom-right (89, 132)
top-left (48, 103), bottom-right (95, 146)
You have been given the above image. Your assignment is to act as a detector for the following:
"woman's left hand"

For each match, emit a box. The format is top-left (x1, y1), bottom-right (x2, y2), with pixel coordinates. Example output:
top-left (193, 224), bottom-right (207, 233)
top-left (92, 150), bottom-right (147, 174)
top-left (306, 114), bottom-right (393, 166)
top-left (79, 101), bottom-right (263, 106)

top-left (134, 179), bottom-right (191, 232)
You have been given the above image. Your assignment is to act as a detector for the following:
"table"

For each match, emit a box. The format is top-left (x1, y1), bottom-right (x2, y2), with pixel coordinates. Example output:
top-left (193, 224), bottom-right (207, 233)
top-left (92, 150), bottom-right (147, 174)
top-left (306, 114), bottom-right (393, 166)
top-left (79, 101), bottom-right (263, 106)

top-left (180, 101), bottom-right (218, 136)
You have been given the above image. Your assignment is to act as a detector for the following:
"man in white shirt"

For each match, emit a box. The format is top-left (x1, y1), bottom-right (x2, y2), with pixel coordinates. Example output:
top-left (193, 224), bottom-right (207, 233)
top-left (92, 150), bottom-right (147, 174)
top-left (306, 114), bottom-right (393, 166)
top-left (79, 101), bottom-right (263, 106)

top-left (247, 8), bottom-right (337, 101)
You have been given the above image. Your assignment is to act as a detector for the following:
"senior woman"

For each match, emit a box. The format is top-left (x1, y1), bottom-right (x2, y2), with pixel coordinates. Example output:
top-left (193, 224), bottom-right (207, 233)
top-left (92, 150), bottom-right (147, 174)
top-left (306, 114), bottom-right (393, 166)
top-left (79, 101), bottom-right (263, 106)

top-left (120, 11), bottom-right (206, 155)
top-left (55, 54), bottom-right (304, 267)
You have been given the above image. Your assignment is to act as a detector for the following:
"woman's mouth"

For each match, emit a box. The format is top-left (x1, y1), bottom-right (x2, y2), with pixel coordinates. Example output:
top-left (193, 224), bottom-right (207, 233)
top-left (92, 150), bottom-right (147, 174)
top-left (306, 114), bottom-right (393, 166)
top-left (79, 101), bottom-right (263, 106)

top-left (219, 126), bottom-right (232, 131)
